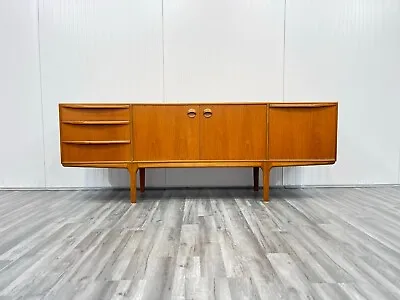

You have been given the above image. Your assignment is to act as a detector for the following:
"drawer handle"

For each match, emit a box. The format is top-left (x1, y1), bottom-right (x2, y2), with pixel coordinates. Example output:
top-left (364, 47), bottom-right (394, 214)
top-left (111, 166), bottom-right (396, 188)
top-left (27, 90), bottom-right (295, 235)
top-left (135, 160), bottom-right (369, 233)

top-left (187, 109), bottom-right (197, 118)
top-left (203, 108), bottom-right (212, 118)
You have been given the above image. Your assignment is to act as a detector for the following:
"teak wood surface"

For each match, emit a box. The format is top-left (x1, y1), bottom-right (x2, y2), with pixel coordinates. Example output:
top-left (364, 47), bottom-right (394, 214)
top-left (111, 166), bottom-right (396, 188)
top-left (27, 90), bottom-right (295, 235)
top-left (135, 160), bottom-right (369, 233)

top-left (59, 102), bottom-right (338, 203)
top-left (198, 104), bottom-right (267, 160)
top-left (132, 105), bottom-right (200, 161)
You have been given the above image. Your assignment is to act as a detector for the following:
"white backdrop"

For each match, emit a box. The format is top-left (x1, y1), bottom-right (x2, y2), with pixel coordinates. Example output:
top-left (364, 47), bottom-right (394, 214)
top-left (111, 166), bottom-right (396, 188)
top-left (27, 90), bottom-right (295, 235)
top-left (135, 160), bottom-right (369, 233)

top-left (0, 1), bottom-right (45, 187)
top-left (1, 0), bottom-right (399, 188)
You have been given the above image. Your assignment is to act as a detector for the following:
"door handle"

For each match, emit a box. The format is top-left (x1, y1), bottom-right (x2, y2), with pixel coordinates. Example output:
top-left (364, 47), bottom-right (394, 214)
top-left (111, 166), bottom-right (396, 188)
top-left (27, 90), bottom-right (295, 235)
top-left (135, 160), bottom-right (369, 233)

top-left (187, 108), bottom-right (197, 118)
top-left (203, 108), bottom-right (212, 118)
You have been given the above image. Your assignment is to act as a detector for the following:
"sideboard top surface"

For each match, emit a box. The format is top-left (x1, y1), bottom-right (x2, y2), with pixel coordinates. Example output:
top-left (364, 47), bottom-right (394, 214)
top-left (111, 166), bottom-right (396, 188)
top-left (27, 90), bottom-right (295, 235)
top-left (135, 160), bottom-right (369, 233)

top-left (59, 102), bottom-right (338, 108)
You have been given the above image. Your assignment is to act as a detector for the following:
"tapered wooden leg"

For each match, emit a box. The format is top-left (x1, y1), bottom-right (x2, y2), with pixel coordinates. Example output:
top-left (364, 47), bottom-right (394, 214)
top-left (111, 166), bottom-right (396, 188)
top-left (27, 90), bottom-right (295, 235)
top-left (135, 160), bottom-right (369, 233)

top-left (139, 168), bottom-right (145, 193)
top-left (263, 163), bottom-right (271, 202)
top-left (253, 167), bottom-right (259, 191)
top-left (129, 164), bottom-right (138, 204)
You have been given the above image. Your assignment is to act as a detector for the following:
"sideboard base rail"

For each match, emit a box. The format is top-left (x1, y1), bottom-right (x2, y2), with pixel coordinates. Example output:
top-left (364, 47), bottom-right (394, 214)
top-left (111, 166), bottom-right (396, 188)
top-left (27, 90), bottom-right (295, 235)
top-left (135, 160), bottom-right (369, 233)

top-left (126, 159), bottom-right (335, 203)
top-left (129, 163), bottom-right (270, 204)
top-left (60, 160), bottom-right (336, 203)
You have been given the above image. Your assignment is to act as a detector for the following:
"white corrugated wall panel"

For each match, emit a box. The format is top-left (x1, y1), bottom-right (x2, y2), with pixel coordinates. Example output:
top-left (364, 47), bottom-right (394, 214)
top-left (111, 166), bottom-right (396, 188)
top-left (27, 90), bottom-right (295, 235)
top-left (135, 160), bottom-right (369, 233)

top-left (0, 1), bottom-right (46, 188)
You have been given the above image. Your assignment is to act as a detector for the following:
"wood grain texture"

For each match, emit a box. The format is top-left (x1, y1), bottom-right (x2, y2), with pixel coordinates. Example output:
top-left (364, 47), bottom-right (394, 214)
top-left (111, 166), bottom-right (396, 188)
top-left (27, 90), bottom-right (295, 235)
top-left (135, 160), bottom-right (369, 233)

top-left (136, 161), bottom-right (264, 168)
top-left (61, 120), bottom-right (130, 125)
top-left (0, 187), bottom-right (400, 299)
top-left (268, 105), bottom-right (338, 160)
top-left (132, 105), bottom-right (200, 161)
top-left (59, 104), bottom-right (133, 165)
top-left (59, 102), bottom-right (338, 203)
top-left (129, 164), bottom-right (138, 204)
top-left (269, 102), bottom-right (337, 108)
top-left (61, 123), bottom-right (131, 141)
top-left (61, 143), bottom-right (131, 163)
top-left (199, 104), bottom-right (267, 160)
top-left (60, 104), bottom-right (131, 109)
top-left (62, 140), bottom-right (130, 145)
top-left (59, 105), bottom-right (130, 121)
top-left (61, 162), bottom-right (129, 168)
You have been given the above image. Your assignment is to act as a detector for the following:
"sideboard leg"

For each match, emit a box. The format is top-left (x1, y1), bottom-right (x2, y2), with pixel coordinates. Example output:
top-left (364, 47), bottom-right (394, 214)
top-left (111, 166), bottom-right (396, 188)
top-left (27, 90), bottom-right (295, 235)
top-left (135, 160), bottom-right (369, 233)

top-left (253, 167), bottom-right (259, 191)
top-left (129, 165), bottom-right (138, 204)
top-left (263, 164), bottom-right (271, 202)
top-left (139, 168), bottom-right (145, 193)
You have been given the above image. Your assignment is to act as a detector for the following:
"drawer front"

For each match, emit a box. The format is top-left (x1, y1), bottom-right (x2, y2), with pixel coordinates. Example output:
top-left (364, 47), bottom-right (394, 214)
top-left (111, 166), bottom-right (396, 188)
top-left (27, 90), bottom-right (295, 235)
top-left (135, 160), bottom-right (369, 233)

top-left (60, 105), bottom-right (130, 121)
top-left (61, 123), bottom-right (130, 142)
top-left (61, 143), bottom-right (131, 163)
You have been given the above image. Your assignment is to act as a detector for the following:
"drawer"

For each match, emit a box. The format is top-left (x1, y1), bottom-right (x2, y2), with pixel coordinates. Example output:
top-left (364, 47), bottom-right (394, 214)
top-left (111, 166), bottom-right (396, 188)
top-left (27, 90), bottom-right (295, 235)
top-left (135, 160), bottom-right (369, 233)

top-left (60, 104), bottom-right (130, 121)
top-left (61, 123), bottom-right (130, 141)
top-left (61, 143), bottom-right (131, 163)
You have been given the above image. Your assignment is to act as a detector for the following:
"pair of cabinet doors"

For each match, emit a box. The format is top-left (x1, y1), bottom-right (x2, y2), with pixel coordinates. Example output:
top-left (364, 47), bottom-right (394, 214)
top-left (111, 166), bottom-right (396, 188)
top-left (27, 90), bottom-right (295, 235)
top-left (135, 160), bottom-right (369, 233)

top-left (132, 104), bottom-right (267, 161)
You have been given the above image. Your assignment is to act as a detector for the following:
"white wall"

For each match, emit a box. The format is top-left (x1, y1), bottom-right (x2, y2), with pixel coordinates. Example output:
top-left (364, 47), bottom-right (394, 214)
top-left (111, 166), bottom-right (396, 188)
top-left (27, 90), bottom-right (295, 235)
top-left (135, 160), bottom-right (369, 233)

top-left (0, 1), bottom-right (46, 188)
top-left (0, 0), bottom-right (399, 189)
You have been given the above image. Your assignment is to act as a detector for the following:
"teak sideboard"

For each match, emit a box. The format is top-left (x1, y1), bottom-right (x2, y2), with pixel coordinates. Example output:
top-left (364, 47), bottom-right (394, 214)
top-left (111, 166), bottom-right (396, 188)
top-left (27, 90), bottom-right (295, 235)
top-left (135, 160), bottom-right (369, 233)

top-left (58, 102), bottom-right (338, 203)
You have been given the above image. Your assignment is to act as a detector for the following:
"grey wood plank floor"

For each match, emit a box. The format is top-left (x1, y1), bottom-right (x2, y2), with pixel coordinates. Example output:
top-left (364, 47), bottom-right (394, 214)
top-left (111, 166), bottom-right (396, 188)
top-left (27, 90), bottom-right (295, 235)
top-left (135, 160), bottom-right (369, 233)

top-left (0, 187), bottom-right (400, 299)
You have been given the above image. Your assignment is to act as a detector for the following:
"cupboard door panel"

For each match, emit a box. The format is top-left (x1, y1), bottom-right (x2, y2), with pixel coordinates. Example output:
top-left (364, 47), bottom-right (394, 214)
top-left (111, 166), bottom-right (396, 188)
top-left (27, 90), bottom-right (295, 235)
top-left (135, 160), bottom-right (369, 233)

top-left (269, 104), bottom-right (338, 160)
top-left (132, 105), bottom-right (200, 161)
top-left (199, 104), bottom-right (267, 160)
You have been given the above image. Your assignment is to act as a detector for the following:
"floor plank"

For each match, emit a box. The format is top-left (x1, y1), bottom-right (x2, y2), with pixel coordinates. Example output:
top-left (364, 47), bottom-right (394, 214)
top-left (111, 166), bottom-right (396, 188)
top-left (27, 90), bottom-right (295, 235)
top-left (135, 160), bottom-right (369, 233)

top-left (0, 187), bottom-right (399, 299)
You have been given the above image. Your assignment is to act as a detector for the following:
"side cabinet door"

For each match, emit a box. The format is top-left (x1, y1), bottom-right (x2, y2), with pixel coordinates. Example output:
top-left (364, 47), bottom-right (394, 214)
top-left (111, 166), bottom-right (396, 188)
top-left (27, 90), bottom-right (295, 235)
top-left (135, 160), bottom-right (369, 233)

top-left (132, 105), bottom-right (200, 161)
top-left (199, 104), bottom-right (267, 160)
top-left (268, 103), bottom-right (338, 160)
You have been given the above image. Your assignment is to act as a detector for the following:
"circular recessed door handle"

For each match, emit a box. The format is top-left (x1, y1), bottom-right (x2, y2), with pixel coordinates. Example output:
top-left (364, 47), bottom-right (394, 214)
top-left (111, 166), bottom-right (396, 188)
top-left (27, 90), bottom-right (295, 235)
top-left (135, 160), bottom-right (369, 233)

top-left (187, 108), bottom-right (197, 118)
top-left (203, 108), bottom-right (212, 118)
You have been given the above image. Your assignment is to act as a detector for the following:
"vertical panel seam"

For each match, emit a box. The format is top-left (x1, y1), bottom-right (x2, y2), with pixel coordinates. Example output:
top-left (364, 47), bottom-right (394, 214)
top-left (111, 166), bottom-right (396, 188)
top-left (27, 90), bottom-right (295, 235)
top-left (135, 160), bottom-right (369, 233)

top-left (162, 0), bottom-right (167, 186)
top-left (162, 0), bottom-right (165, 104)
top-left (282, 0), bottom-right (287, 186)
top-left (37, 0), bottom-right (47, 188)
top-left (282, 0), bottom-right (287, 103)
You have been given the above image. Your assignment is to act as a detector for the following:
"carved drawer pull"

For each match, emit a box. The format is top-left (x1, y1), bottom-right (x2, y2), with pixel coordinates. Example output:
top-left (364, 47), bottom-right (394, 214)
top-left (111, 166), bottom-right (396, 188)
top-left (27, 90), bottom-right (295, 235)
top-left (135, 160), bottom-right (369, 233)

top-left (203, 108), bottom-right (212, 118)
top-left (187, 108), bottom-right (197, 118)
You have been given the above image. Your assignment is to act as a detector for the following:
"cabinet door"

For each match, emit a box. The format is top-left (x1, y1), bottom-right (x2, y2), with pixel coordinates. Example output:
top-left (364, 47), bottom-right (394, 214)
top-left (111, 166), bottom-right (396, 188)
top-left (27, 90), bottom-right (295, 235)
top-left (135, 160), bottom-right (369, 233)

top-left (132, 105), bottom-right (200, 161)
top-left (268, 104), bottom-right (338, 160)
top-left (199, 104), bottom-right (267, 160)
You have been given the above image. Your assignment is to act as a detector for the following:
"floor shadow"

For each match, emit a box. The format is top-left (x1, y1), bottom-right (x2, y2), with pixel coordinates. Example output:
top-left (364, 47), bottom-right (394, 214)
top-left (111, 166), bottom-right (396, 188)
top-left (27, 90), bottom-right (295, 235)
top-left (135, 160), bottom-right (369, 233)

top-left (135, 187), bottom-right (265, 201)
